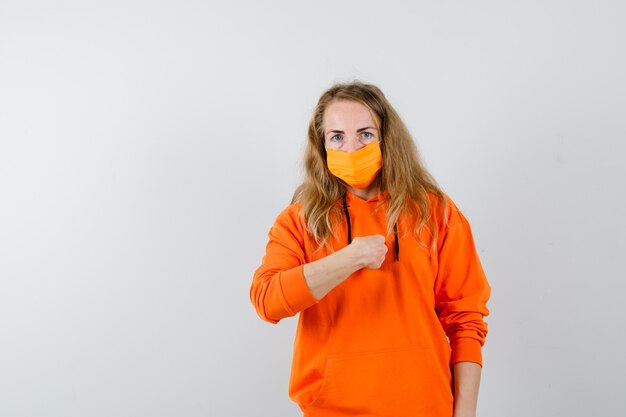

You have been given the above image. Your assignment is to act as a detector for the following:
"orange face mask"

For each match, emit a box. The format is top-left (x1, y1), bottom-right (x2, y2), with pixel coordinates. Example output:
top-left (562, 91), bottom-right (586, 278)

top-left (326, 141), bottom-right (383, 189)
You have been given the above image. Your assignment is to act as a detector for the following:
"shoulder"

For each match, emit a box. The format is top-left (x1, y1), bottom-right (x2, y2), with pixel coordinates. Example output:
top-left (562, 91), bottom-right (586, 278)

top-left (270, 202), bottom-right (307, 239)
top-left (425, 191), bottom-right (466, 231)
top-left (275, 201), bottom-right (304, 223)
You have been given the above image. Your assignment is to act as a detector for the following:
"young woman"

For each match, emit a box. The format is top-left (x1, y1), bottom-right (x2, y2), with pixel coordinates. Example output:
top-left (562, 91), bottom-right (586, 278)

top-left (250, 81), bottom-right (491, 417)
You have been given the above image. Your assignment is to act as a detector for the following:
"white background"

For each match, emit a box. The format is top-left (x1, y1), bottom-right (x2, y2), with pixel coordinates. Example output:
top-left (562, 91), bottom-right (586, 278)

top-left (1, 1), bottom-right (625, 416)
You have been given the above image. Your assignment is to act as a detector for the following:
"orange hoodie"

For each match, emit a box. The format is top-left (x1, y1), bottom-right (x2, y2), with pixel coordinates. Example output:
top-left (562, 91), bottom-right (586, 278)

top-left (250, 191), bottom-right (490, 417)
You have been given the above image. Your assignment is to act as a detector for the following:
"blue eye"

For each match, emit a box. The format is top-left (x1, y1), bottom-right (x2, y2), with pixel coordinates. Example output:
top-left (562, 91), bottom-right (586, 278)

top-left (330, 135), bottom-right (341, 142)
top-left (362, 132), bottom-right (373, 139)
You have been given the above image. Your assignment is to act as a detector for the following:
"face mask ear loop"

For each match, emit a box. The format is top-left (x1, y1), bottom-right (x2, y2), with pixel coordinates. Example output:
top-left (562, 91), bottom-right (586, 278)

top-left (342, 193), bottom-right (352, 245)
top-left (393, 223), bottom-right (399, 262)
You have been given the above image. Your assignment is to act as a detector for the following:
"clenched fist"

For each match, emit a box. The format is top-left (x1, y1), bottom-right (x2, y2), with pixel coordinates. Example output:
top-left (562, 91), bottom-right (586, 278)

top-left (349, 235), bottom-right (388, 269)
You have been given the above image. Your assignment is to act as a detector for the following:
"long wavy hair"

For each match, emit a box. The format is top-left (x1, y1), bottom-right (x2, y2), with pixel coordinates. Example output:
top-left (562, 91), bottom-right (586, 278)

top-left (292, 81), bottom-right (448, 253)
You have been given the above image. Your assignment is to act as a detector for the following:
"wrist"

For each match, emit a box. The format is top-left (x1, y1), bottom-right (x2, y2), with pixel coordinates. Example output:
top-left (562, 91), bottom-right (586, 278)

top-left (340, 243), bottom-right (366, 270)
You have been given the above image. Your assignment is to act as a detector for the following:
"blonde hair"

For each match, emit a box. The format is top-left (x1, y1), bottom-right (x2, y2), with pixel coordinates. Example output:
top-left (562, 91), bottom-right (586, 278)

top-left (292, 81), bottom-right (448, 253)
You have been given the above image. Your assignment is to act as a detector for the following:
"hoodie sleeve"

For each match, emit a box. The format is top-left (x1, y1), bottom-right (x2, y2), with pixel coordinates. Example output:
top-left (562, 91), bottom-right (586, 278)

top-left (250, 205), bottom-right (320, 324)
top-left (434, 199), bottom-right (491, 367)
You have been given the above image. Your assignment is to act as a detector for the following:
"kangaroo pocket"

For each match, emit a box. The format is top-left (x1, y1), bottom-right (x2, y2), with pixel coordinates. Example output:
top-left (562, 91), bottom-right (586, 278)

top-left (307, 345), bottom-right (452, 417)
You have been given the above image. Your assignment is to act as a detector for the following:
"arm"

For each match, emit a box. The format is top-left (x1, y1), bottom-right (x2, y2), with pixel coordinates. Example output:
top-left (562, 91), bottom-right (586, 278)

top-left (303, 235), bottom-right (386, 299)
top-left (250, 206), bottom-right (386, 323)
top-left (452, 361), bottom-right (482, 417)
top-left (433, 199), bottom-right (490, 402)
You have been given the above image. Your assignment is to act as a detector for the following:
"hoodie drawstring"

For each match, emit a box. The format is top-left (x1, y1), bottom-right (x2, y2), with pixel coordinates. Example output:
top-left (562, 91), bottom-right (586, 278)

top-left (342, 193), bottom-right (399, 262)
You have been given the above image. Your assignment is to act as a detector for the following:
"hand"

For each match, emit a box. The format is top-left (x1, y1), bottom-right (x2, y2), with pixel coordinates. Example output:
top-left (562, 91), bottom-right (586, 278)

top-left (348, 235), bottom-right (388, 269)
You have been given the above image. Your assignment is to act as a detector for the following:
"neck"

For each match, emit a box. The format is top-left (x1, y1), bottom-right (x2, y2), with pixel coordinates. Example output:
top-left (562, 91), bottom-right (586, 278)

top-left (348, 183), bottom-right (381, 201)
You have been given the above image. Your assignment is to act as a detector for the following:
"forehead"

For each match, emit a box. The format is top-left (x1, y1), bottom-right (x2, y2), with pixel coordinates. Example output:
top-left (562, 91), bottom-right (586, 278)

top-left (323, 100), bottom-right (377, 132)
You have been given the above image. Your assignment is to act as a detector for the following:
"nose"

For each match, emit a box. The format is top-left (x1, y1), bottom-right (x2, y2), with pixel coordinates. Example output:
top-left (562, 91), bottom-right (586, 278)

top-left (344, 137), bottom-right (366, 153)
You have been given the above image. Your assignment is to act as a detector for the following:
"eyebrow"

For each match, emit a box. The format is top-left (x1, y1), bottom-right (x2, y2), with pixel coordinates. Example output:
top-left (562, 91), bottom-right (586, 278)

top-left (325, 126), bottom-right (377, 135)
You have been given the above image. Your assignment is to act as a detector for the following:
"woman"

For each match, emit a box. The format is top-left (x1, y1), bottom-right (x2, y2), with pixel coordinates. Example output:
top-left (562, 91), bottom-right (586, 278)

top-left (250, 81), bottom-right (491, 417)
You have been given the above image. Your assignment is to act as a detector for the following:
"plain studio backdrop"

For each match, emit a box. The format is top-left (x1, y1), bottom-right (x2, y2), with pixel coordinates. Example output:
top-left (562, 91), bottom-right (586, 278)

top-left (1, 1), bottom-right (624, 416)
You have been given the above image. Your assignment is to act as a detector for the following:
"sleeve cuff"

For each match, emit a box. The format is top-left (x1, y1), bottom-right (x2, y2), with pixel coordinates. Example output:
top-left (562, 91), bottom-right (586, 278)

top-left (450, 338), bottom-right (483, 367)
top-left (279, 264), bottom-right (319, 315)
